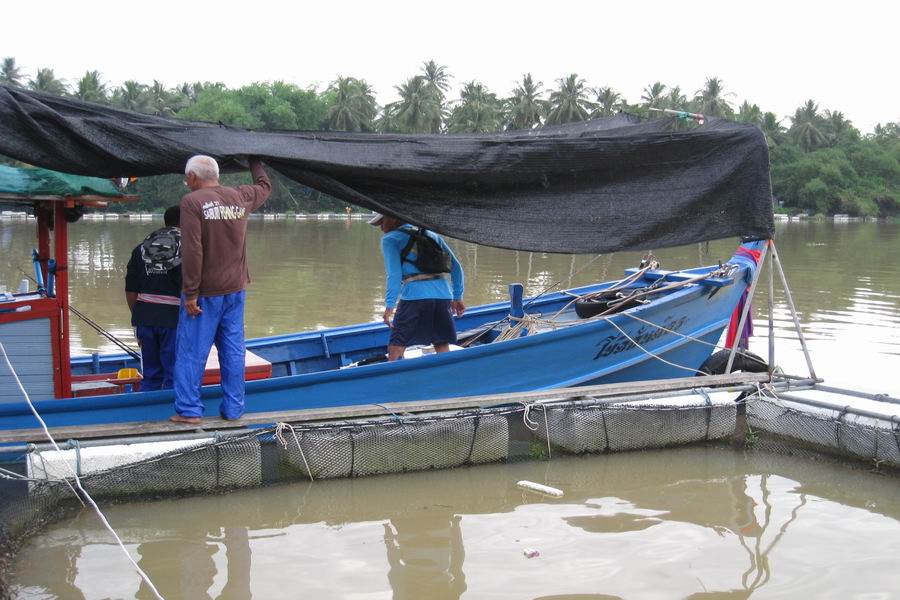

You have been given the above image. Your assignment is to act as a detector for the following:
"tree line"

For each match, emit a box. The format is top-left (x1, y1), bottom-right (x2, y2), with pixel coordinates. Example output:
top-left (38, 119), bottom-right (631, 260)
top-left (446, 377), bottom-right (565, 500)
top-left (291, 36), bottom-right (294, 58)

top-left (2, 57), bottom-right (898, 217)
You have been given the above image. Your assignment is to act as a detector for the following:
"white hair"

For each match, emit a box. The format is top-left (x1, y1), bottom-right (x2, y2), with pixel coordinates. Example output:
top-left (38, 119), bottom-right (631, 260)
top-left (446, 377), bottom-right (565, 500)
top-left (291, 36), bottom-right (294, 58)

top-left (185, 155), bottom-right (220, 181)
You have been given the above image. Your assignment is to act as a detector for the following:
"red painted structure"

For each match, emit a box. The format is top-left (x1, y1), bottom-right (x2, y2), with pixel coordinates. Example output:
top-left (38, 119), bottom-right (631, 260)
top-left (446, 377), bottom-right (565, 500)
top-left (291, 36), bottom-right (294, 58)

top-left (1, 193), bottom-right (135, 399)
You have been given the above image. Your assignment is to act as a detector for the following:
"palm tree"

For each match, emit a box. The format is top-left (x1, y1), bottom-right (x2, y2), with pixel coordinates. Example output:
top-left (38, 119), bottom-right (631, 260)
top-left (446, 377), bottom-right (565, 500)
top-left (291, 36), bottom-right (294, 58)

top-left (823, 110), bottom-right (857, 144)
top-left (147, 80), bottom-right (182, 116)
top-left (591, 86), bottom-right (623, 117)
top-left (28, 68), bottom-right (68, 95)
top-left (640, 82), bottom-right (667, 110)
top-left (789, 100), bottom-right (827, 152)
top-left (448, 81), bottom-right (502, 133)
top-left (736, 101), bottom-right (763, 126)
top-left (326, 76), bottom-right (377, 132)
top-left (393, 76), bottom-right (442, 133)
top-left (546, 74), bottom-right (594, 126)
top-left (420, 60), bottom-right (450, 133)
top-left (506, 73), bottom-right (545, 129)
top-left (694, 77), bottom-right (733, 118)
top-left (113, 80), bottom-right (149, 112)
top-left (665, 86), bottom-right (687, 110)
top-left (74, 70), bottom-right (107, 103)
top-left (760, 112), bottom-right (784, 148)
top-left (376, 103), bottom-right (400, 133)
top-left (1, 57), bottom-right (23, 87)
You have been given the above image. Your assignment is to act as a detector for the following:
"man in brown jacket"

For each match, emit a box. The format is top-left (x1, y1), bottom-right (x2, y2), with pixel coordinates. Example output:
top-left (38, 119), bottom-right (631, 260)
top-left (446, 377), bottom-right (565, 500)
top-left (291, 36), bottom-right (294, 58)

top-left (171, 155), bottom-right (271, 424)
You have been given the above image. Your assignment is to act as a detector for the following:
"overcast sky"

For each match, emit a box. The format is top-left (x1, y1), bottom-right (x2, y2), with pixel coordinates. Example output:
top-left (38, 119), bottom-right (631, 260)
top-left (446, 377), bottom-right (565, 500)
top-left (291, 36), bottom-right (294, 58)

top-left (4, 0), bottom-right (897, 132)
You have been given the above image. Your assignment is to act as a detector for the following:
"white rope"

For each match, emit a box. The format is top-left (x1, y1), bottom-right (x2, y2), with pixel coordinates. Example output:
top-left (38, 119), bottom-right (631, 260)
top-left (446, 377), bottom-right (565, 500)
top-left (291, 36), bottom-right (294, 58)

top-left (621, 312), bottom-right (768, 367)
top-left (0, 340), bottom-right (165, 600)
top-left (274, 422), bottom-right (315, 482)
top-left (604, 318), bottom-right (708, 376)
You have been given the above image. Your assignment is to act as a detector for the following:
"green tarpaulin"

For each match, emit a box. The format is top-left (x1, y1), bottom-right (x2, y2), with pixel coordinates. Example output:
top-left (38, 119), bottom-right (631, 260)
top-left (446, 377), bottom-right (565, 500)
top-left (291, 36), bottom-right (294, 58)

top-left (0, 165), bottom-right (122, 198)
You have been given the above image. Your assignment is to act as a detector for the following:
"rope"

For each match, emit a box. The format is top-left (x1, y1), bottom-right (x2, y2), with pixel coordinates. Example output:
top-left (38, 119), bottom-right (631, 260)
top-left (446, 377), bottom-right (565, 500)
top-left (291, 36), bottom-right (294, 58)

top-left (0, 340), bottom-right (165, 600)
top-left (274, 422), bottom-right (315, 483)
top-left (605, 319), bottom-right (708, 376)
top-left (621, 312), bottom-right (769, 368)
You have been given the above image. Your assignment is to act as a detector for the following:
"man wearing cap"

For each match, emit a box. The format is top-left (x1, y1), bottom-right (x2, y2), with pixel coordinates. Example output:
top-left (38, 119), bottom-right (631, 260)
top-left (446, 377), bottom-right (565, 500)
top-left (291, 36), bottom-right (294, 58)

top-left (125, 205), bottom-right (182, 391)
top-left (371, 213), bottom-right (465, 361)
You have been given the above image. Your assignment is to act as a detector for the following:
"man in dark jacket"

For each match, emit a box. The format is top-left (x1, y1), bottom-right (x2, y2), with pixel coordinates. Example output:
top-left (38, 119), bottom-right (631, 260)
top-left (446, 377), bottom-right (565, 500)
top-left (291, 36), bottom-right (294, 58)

top-left (125, 205), bottom-right (182, 391)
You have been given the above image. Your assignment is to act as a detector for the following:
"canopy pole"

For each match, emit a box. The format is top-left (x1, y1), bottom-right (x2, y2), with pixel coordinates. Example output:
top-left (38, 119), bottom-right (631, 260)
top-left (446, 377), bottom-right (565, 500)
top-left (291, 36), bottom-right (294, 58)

top-left (767, 245), bottom-right (775, 374)
top-left (770, 242), bottom-right (817, 380)
top-left (725, 240), bottom-right (769, 374)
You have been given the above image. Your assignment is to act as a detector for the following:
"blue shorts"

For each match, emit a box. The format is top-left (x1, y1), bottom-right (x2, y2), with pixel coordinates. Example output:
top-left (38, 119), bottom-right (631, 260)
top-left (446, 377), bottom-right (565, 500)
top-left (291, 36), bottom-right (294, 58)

top-left (389, 299), bottom-right (457, 347)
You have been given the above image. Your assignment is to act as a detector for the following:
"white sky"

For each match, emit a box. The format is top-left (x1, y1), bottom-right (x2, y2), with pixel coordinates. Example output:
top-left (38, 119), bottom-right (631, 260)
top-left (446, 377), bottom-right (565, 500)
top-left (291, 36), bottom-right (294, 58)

top-left (4, 0), bottom-right (898, 132)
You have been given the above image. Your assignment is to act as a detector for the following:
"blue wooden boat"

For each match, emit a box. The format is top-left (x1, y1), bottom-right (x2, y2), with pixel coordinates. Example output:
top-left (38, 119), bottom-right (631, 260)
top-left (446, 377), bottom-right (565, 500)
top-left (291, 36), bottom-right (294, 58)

top-left (0, 240), bottom-right (764, 432)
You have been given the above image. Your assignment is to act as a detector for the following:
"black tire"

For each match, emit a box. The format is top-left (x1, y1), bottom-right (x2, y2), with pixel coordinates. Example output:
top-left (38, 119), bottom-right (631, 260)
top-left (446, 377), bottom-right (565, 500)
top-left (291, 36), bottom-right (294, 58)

top-left (698, 349), bottom-right (768, 376)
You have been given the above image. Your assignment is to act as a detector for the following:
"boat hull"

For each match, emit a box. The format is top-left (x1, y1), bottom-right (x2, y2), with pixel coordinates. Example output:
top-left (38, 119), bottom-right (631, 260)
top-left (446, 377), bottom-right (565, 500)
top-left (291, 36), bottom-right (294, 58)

top-left (0, 243), bottom-right (763, 431)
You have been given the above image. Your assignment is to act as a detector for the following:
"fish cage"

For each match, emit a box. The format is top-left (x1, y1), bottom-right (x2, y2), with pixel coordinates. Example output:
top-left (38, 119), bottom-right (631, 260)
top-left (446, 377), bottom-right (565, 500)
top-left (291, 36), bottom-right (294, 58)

top-left (2, 372), bottom-right (899, 598)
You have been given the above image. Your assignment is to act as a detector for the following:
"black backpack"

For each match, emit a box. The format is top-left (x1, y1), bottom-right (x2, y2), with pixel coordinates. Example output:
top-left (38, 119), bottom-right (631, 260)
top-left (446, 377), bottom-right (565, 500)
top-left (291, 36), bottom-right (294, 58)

top-left (399, 227), bottom-right (452, 275)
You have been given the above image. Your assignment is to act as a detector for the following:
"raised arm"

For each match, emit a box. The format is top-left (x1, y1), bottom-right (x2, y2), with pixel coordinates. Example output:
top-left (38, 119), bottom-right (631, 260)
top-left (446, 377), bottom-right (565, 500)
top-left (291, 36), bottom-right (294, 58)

top-left (238, 158), bottom-right (272, 211)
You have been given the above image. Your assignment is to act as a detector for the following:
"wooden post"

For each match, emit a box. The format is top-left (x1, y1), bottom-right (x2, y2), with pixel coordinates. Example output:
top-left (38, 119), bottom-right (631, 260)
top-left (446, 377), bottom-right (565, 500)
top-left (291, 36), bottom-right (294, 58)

top-left (54, 201), bottom-right (72, 398)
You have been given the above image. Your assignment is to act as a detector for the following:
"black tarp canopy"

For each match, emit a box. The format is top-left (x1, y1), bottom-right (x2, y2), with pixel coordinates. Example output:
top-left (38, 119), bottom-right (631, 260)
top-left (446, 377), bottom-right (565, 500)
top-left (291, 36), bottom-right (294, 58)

top-left (0, 86), bottom-right (774, 253)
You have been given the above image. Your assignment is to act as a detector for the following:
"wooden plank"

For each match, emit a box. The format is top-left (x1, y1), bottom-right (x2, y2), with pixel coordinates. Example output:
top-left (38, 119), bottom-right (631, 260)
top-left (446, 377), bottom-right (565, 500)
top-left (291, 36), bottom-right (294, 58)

top-left (0, 372), bottom-right (769, 444)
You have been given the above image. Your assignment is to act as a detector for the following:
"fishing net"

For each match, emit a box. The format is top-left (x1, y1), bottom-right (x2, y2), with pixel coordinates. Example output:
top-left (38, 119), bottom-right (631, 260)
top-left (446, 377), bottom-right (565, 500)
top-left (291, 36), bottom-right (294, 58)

top-left (747, 395), bottom-right (900, 470)
top-left (3, 390), bottom-right (900, 598)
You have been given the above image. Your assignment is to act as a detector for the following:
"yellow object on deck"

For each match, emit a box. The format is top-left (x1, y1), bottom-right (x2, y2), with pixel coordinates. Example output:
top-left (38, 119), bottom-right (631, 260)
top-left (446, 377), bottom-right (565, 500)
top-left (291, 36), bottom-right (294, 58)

top-left (116, 368), bottom-right (140, 379)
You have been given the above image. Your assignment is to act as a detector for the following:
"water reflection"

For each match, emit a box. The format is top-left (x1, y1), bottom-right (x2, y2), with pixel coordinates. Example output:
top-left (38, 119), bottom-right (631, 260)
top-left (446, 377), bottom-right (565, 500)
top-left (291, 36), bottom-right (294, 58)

top-left (10, 446), bottom-right (900, 598)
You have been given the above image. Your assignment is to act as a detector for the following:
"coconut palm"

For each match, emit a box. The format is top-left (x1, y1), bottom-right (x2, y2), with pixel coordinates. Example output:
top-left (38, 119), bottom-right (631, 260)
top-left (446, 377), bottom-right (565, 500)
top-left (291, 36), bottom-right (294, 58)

top-left (393, 76), bottom-right (443, 133)
top-left (546, 73), bottom-right (594, 126)
top-left (789, 100), bottom-right (827, 152)
top-left (736, 101), bottom-right (763, 126)
top-left (823, 110), bottom-right (857, 144)
top-left (506, 73), bottom-right (545, 129)
top-left (640, 82), bottom-right (667, 110)
top-left (376, 103), bottom-right (400, 133)
top-left (113, 80), bottom-right (149, 112)
top-left (665, 86), bottom-right (688, 111)
top-left (448, 81), bottom-right (502, 133)
top-left (28, 68), bottom-right (68, 95)
top-left (420, 60), bottom-right (450, 133)
top-left (761, 112), bottom-right (784, 148)
top-left (327, 76), bottom-right (377, 132)
top-left (591, 86), bottom-right (623, 117)
top-left (694, 77), bottom-right (733, 118)
top-left (74, 70), bottom-right (107, 103)
top-left (147, 80), bottom-right (183, 116)
top-left (1, 57), bottom-right (23, 87)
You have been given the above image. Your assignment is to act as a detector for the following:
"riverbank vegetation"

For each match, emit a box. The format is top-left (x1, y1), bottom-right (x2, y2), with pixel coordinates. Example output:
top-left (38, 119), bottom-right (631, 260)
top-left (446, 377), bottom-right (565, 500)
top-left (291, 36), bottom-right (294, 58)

top-left (2, 57), bottom-right (898, 217)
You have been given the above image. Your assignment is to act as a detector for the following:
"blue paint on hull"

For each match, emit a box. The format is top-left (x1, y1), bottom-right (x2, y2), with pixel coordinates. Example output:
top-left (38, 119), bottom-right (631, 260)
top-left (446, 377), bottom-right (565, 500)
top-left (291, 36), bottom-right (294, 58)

top-left (0, 243), bottom-right (764, 431)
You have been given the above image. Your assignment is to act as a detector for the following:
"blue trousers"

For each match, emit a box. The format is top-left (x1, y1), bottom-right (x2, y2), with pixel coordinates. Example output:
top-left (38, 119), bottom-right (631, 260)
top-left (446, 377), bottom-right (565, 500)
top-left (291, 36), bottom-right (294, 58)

top-left (137, 325), bottom-right (177, 391)
top-left (173, 291), bottom-right (246, 419)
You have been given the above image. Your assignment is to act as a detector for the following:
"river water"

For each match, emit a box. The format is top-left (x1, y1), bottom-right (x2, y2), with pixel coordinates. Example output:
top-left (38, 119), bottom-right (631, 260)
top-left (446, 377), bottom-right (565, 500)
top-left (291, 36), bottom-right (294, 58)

top-left (2, 218), bottom-right (900, 598)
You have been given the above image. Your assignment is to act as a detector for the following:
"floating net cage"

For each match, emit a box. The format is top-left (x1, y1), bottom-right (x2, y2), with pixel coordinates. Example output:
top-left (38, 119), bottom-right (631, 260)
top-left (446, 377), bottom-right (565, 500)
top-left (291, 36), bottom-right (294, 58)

top-left (1, 388), bottom-right (899, 597)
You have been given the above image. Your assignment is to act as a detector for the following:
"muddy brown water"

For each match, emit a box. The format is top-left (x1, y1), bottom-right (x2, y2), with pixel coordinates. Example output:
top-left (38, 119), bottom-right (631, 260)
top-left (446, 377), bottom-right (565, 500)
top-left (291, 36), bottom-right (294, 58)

top-left (2, 219), bottom-right (899, 597)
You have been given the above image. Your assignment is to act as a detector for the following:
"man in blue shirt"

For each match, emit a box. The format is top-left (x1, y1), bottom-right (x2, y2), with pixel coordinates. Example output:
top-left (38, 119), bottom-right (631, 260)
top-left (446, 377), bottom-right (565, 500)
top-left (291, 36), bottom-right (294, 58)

top-left (371, 214), bottom-right (465, 361)
top-left (125, 206), bottom-right (182, 390)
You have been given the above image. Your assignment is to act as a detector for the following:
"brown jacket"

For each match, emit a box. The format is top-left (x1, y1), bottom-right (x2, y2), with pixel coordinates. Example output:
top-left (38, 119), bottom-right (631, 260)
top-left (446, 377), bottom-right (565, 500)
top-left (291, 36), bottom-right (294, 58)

top-left (180, 160), bottom-right (271, 299)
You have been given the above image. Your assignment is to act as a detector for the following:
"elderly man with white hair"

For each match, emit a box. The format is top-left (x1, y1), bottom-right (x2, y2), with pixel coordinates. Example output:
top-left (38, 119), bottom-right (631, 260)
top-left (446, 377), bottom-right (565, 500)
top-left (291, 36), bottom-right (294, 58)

top-left (170, 155), bottom-right (271, 424)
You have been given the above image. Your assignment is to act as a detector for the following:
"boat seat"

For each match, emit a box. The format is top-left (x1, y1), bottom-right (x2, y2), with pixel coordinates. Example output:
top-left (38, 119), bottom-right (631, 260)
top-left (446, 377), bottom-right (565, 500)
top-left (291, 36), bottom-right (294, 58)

top-left (202, 347), bottom-right (272, 385)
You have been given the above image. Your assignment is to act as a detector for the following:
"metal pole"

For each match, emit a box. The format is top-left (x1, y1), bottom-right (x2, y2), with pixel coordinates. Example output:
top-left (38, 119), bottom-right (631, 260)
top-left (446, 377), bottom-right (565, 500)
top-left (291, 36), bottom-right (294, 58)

top-left (775, 393), bottom-right (899, 422)
top-left (767, 244), bottom-right (775, 375)
top-left (769, 243), bottom-right (817, 380)
top-left (726, 242), bottom-right (769, 374)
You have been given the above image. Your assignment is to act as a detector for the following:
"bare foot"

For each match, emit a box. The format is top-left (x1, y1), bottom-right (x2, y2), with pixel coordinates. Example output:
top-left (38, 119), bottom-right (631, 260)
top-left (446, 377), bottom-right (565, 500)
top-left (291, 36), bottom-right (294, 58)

top-left (169, 414), bottom-right (202, 425)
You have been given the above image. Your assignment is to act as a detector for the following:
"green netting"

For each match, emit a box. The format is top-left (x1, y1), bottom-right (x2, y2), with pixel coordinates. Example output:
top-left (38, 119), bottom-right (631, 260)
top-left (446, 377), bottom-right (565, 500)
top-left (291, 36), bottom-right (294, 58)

top-left (0, 164), bottom-right (122, 198)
